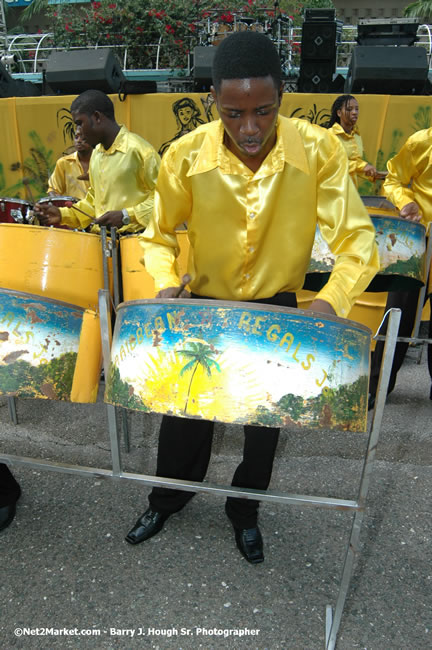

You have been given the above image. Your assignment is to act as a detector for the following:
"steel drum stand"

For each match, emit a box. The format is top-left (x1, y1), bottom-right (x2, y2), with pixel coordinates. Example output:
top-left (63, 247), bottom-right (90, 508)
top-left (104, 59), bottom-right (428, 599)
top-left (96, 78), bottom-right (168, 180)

top-left (0, 300), bottom-right (401, 650)
top-left (100, 226), bottom-right (131, 454)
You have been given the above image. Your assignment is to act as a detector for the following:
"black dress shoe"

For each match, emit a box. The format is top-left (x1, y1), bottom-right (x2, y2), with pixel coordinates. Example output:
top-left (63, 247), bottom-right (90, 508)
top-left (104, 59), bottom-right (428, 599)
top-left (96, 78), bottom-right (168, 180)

top-left (0, 503), bottom-right (17, 532)
top-left (125, 507), bottom-right (170, 545)
top-left (234, 526), bottom-right (264, 564)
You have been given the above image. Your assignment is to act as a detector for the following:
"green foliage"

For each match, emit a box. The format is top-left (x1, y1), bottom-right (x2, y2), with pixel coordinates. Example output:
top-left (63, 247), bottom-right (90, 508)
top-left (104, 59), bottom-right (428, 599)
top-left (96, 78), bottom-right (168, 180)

top-left (0, 351), bottom-right (77, 400)
top-left (106, 364), bottom-right (147, 410)
top-left (404, 0), bottom-right (432, 19)
top-left (47, 0), bottom-right (334, 70)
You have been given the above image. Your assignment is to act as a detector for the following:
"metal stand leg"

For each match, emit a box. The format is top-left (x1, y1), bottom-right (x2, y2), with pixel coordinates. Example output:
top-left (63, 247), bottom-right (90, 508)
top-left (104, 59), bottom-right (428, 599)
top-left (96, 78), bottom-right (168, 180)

top-left (325, 308), bottom-right (401, 650)
top-left (99, 289), bottom-right (122, 475)
top-left (7, 397), bottom-right (18, 425)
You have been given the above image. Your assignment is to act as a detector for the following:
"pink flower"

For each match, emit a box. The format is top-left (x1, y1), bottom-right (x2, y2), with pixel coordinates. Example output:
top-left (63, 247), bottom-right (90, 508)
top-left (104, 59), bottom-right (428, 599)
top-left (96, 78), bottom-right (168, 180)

top-left (92, 1), bottom-right (101, 9)
top-left (108, 3), bottom-right (116, 8)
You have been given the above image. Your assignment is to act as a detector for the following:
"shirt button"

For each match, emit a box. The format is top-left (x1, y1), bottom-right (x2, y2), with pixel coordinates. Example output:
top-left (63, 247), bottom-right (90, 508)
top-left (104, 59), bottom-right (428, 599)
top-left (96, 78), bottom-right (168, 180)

top-left (245, 273), bottom-right (250, 280)
top-left (249, 246), bottom-right (255, 253)
top-left (249, 212), bottom-right (256, 219)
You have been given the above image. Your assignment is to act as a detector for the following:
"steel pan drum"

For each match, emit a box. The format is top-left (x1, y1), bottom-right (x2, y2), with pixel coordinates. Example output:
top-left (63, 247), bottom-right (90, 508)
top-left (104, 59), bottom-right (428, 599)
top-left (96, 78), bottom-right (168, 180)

top-left (304, 216), bottom-right (427, 292)
top-left (0, 223), bottom-right (105, 309)
top-left (120, 231), bottom-right (190, 301)
top-left (0, 289), bottom-right (101, 402)
top-left (0, 197), bottom-right (32, 224)
top-left (38, 195), bottom-right (77, 208)
top-left (105, 299), bottom-right (371, 432)
top-left (361, 196), bottom-right (399, 217)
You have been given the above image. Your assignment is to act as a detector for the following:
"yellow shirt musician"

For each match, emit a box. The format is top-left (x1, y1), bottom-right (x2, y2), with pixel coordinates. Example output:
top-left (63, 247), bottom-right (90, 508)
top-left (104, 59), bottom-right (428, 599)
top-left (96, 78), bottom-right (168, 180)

top-left (47, 133), bottom-right (92, 200)
top-left (369, 128), bottom-right (432, 406)
top-left (383, 127), bottom-right (432, 225)
top-left (125, 32), bottom-right (379, 565)
top-left (327, 95), bottom-right (386, 188)
top-left (36, 90), bottom-right (160, 235)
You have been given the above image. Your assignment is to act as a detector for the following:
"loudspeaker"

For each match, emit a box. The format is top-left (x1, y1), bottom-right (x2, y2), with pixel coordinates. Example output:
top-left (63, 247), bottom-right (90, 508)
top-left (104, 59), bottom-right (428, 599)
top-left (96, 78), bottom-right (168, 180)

top-left (193, 46), bottom-right (215, 81)
top-left (0, 62), bottom-right (41, 97)
top-left (46, 49), bottom-right (125, 94)
top-left (300, 22), bottom-right (340, 60)
top-left (345, 46), bottom-right (429, 94)
top-left (298, 60), bottom-right (337, 93)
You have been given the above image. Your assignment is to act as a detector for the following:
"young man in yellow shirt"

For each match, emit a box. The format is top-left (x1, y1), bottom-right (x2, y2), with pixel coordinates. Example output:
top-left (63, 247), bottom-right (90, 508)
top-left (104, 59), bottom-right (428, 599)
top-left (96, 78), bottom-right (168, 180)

top-left (369, 128), bottom-right (432, 405)
top-left (36, 90), bottom-right (160, 235)
top-left (47, 132), bottom-right (92, 200)
top-left (127, 31), bottom-right (379, 564)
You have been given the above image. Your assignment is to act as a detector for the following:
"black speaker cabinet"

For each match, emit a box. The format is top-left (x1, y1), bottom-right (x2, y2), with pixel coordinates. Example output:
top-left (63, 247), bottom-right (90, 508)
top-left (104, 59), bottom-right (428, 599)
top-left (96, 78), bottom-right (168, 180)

top-left (345, 46), bottom-right (429, 94)
top-left (300, 22), bottom-right (339, 61)
top-left (298, 60), bottom-right (336, 93)
top-left (46, 49), bottom-right (125, 94)
top-left (193, 46), bottom-right (216, 81)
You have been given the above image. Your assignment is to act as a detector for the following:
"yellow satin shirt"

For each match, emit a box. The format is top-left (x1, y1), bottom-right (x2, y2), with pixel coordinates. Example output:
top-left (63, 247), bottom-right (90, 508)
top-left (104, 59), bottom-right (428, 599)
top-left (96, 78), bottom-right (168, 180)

top-left (383, 127), bottom-right (432, 225)
top-left (140, 117), bottom-right (379, 318)
top-left (330, 123), bottom-right (368, 188)
top-left (59, 126), bottom-right (161, 234)
top-left (47, 151), bottom-right (90, 200)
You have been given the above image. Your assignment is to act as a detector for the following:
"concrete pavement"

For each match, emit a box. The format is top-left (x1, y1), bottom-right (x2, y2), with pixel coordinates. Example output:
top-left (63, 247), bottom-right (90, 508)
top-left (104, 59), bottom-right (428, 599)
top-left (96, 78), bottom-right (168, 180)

top-left (0, 345), bottom-right (431, 649)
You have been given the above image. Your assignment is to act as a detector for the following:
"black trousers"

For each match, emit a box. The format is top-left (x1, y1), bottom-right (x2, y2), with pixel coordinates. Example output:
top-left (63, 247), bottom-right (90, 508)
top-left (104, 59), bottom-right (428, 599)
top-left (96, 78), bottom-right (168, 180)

top-left (148, 291), bottom-right (297, 529)
top-left (0, 463), bottom-right (21, 507)
top-left (369, 289), bottom-right (432, 396)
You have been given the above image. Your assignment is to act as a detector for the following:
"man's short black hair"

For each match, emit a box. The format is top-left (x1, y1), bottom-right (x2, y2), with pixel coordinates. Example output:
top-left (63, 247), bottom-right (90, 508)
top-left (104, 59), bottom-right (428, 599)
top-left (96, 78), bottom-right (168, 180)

top-left (212, 31), bottom-right (282, 92)
top-left (70, 89), bottom-right (115, 120)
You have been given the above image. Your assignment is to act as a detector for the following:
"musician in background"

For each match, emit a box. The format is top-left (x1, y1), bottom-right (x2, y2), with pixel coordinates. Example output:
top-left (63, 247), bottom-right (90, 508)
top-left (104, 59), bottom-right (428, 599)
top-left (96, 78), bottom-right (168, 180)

top-left (369, 128), bottom-right (432, 405)
top-left (327, 95), bottom-right (386, 187)
top-left (36, 90), bottom-right (160, 235)
top-left (0, 463), bottom-right (20, 532)
top-left (47, 132), bottom-right (92, 200)
top-left (125, 31), bottom-right (379, 564)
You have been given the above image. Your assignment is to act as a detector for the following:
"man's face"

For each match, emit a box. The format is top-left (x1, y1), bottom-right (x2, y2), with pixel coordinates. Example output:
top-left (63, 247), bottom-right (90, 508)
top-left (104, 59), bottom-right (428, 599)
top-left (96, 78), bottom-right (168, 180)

top-left (74, 132), bottom-right (92, 154)
top-left (72, 111), bottom-right (100, 147)
top-left (211, 76), bottom-right (282, 169)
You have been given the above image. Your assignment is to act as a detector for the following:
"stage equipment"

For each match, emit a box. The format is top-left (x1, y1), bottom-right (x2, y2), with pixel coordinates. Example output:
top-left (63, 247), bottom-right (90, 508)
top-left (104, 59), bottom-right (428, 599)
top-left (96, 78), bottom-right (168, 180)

top-left (357, 18), bottom-right (420, 47)
top-left (298, 11), bottom-right (343, 93)
top-left (345, 45), bottom-right (428, 95)
top-left (193, 46), bottom-right (216, 91)
top-left (45, 49), bottom-right (125, 94)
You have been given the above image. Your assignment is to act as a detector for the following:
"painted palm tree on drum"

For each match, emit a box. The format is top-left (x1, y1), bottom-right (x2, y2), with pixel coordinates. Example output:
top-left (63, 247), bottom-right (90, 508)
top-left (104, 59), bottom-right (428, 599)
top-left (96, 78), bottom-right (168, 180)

top-left (179, 340), bottom-right (221, 415)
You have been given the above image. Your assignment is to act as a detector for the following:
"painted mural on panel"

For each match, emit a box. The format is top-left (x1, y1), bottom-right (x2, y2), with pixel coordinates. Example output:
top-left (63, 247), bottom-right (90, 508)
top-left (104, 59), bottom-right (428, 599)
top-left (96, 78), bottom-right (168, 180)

top-left (105, 300), bottom-right (371, 432)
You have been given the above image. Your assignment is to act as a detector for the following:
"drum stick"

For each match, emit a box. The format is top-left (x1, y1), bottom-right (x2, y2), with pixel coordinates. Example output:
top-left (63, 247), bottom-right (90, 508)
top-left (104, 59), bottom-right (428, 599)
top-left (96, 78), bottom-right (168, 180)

top-left (22, 177), bottom-right (35, 204)
top-left (65, 201), bottom-right (94, 220)
top-left (175, 274), bottom-right (191, 297)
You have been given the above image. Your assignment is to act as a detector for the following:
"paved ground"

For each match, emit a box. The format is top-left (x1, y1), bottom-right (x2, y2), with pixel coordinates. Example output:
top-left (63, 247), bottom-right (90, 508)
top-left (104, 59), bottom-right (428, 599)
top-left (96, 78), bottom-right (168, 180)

top-left (0, 345), bottom-right (431, 650)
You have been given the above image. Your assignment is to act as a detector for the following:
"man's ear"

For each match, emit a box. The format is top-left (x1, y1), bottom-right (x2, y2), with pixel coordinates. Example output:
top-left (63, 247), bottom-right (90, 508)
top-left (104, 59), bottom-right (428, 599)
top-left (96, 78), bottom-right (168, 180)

top-left (210, 85), bottom-right (217, 104)
top-left (93, 110), bottom-right (103, 124)
top-left (278, 82), bottom-right (284, 106)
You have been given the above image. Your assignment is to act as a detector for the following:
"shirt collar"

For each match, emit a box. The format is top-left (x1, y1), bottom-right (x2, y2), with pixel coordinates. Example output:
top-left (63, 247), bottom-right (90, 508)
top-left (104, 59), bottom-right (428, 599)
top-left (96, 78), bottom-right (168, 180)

top-left (332, 122), bottom-right (360, 137)
top-left (187, 116), bottom-right (310, 178)
top-left (96, 124), bottom-right (128, 155)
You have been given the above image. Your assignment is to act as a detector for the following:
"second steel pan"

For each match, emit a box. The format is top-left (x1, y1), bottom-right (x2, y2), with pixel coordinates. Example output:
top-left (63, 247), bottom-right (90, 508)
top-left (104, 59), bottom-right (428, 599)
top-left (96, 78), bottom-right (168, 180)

top-left (0, 223), bottom-right (106, 310)
top-left (0, 197), bottom-right (32, 224)
top-left (0, 288), bottom-right (101, 402)
top-left (304, 216), bottom-right (427, 292)
top-left (120, 230), bottom-right (190, 301)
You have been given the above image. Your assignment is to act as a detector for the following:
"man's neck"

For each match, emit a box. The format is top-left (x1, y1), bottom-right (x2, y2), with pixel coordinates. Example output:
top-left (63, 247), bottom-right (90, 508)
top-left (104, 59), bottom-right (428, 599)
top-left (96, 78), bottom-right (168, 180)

top-left (101, 122), bottom-right (121, 150)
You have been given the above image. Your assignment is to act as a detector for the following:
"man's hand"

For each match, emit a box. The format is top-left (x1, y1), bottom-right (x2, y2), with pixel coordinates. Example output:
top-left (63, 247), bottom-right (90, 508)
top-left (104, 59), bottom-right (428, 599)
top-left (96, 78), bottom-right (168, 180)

top-left (399, 202), bottom-right (422, 222)
top-left (94, 210), bottom-right (124, 228)
top-left (363, 163), bottom-right (378, 179)
top-left (34, 203), bottom-right (61, 226)
top-left (156, 274), bottom-right (191, 299)
top-left (308, 299), bottom-right (336, 316)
